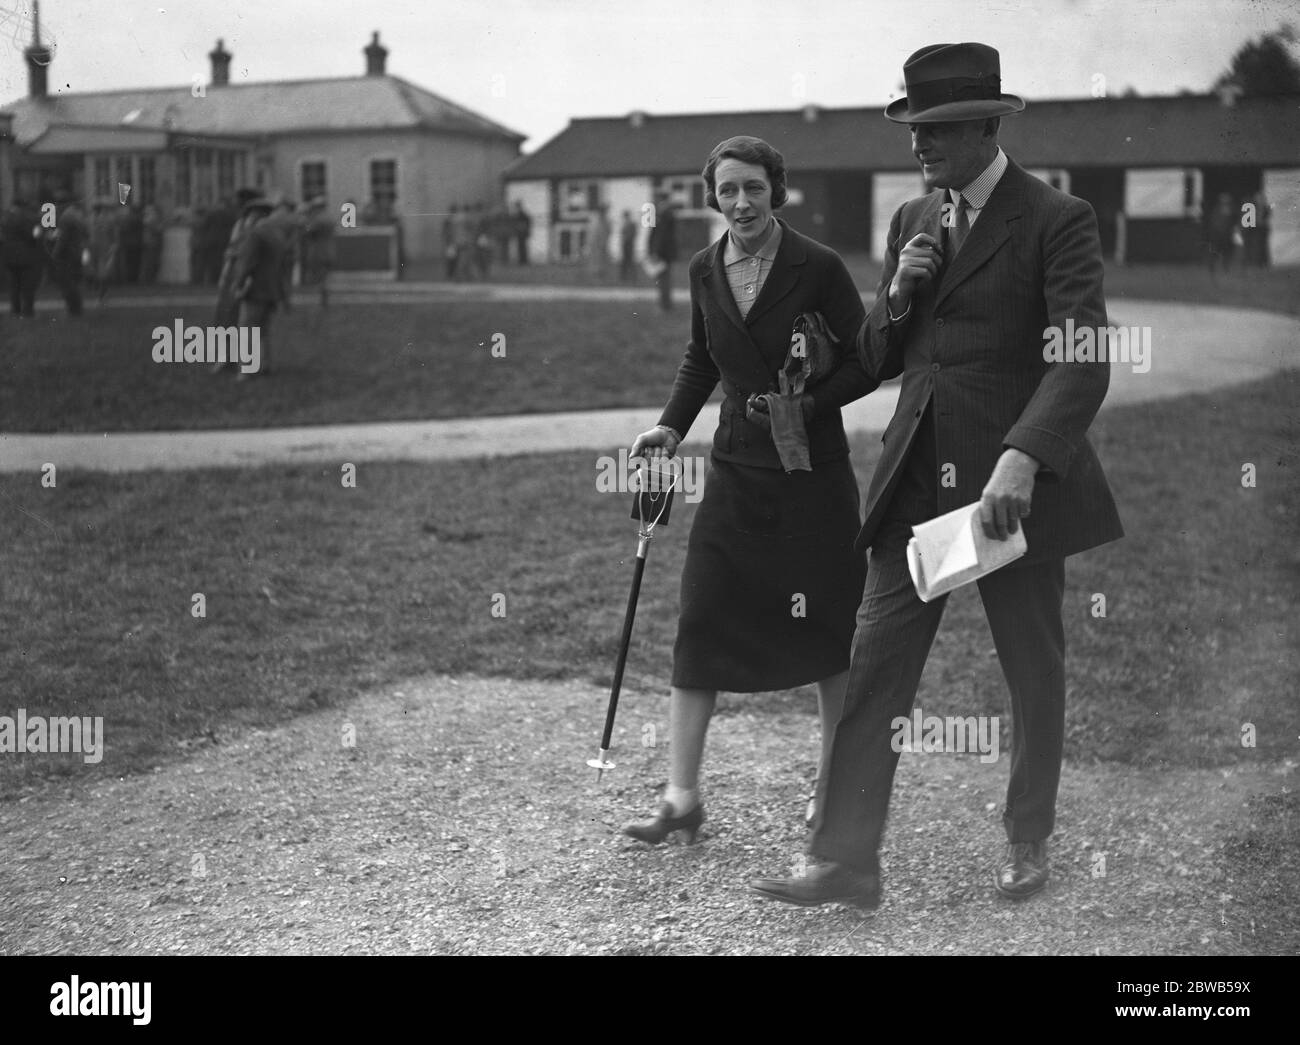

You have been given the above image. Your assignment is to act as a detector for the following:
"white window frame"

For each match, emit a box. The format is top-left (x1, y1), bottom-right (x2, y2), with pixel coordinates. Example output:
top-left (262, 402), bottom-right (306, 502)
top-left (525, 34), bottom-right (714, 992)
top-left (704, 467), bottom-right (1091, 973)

top-left (559, 179), bottom-right (600, 217)
top-left (1126, 168), bottom-right (1198, 219)
top-left (655, 176), bottom-right (705, 213)
top-left (297, 156), bottom-right (328, 204)
top-left (366, 155), bottom-right (399, 209)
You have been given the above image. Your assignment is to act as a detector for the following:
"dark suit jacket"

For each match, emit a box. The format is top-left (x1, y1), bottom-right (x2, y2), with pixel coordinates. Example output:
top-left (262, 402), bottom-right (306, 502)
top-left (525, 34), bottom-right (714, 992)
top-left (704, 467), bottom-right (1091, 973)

top-left (659, 219), bottom-right (876, 469)
top-left (648, 205), bottom-right (678, 262)
top-left (51, 206), bottom-right (88, 266)
top-left (0, 205), bottom-right (44, 270)
top-left (232, 219), bottom-right (288, 304)
top-left (857, 158), bottom-right (1123, 562)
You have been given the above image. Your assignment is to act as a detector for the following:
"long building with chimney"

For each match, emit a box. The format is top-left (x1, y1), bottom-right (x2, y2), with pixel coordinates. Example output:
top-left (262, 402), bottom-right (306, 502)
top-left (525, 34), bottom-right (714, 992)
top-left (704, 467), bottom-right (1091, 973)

top-left (0, 5), bottom-right (524, 273)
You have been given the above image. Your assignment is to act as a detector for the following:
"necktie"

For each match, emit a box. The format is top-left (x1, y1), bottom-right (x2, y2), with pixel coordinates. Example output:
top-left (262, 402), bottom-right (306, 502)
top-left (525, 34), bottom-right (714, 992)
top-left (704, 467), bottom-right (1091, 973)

top-left (949, 192), bottom-right (970, 258)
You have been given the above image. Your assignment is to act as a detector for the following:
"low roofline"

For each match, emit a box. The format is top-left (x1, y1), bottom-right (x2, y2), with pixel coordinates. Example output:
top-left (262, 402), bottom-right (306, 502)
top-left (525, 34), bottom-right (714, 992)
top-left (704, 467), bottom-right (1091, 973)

top-left (3, 72), bottom-right (494, 103)
top-left (555, 90), bottom-right (1292, 125)
top-left (504, 92), bottom-right (1300, 180)
top-left (1, 72), bottom-right (527, 142)
top-left (386, 74), bottom-right (526, 141)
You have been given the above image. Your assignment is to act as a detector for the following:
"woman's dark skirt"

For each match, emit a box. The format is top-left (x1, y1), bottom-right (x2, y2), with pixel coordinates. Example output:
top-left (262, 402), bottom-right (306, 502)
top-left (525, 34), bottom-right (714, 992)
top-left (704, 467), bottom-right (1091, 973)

top-left (671, 453), bottom-right (867, 692)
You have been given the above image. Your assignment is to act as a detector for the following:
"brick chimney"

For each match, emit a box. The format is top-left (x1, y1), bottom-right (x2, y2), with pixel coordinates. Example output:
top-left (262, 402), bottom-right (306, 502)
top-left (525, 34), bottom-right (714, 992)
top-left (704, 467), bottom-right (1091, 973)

top-left (25, 1), bottom-right (53, 99)
top-left (209, 39), bottom-right (232, 87)
top-left (364, 31), bottom-right (388, 76)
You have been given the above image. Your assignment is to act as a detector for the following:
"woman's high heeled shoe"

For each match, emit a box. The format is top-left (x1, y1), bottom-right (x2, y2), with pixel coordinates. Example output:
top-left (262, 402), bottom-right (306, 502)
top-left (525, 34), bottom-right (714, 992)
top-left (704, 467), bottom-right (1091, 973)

top-left (622, 802), bottom-right (705, 844)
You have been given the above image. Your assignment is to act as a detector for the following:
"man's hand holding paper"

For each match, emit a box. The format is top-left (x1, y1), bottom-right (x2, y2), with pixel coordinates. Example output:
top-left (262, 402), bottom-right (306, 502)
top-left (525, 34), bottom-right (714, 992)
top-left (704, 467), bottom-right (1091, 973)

top-left (979, 447), bottom-right (1040, 540)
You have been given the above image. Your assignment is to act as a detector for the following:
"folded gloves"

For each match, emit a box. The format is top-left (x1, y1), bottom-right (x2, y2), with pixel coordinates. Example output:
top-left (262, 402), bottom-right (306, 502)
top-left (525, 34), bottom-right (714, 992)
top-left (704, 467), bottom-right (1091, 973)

top-left (744, 311), bottom-right (841, 472)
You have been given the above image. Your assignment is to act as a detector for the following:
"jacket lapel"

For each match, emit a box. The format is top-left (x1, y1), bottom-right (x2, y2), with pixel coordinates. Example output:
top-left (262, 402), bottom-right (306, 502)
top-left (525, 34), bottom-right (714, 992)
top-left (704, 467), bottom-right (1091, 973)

top-left (699, 225), bottom-right (782, 392)
top-left (934, 161), bottom-right (1023, 308)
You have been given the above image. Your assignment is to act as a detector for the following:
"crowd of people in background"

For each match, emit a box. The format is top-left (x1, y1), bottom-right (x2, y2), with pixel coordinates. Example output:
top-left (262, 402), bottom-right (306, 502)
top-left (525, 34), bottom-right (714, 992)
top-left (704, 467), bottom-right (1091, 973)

top-left (191, 192), bottom-right (336, 303)
top-left (0, 183), bottom-right (1278, 318)
top-left (0, 196), bottom-right (167, 316)
top-left (0, 189), bottom-right (338, 319)
top-left (205, 188), bottom-right (338, 378)
top-left (1204, 189), bottom-right (1272, 279)
top-left (442, 200), bottom-right (531, 280)
top-left (582, 198), bottom-right (677, 301)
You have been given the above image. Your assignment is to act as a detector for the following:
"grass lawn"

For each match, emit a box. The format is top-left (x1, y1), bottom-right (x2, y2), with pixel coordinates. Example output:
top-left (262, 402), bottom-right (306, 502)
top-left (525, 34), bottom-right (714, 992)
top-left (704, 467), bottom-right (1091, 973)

top-left (2, 370), bottom-right (1295, 797)
top-left (0, 300), bottom-right (693, 433)
top-left (4, 261), bottom-right (1295, 434)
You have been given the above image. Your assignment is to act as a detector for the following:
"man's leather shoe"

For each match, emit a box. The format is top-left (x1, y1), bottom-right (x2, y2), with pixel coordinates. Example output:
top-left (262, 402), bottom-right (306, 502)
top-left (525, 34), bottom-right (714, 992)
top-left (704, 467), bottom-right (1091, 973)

top-left (750, 861), bottom-right (881, 910)
top-left (995, 840), bottom-right (1049, 899)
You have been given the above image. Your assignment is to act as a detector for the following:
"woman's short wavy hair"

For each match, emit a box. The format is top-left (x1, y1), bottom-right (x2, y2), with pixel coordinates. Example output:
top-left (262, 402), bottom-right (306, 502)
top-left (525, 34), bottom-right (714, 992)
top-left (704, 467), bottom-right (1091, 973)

top-left (701, 136), bottom-right (788, 211)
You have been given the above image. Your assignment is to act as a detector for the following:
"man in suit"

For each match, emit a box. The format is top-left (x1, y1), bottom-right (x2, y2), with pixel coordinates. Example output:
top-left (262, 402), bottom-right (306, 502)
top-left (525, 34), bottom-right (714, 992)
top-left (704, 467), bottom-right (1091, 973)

top-left (228, 197), bottom-right (285, 378)
top-left (48, 195), bottom-right (88, 316)
top-left (1, 197), bottom-right (44, 317)
top-left (648, 193), bottom-right (678, 311)
top-left (511, 201), bottom-right (532, 265)
top-left (752, 42), bottom-right (1123, 909)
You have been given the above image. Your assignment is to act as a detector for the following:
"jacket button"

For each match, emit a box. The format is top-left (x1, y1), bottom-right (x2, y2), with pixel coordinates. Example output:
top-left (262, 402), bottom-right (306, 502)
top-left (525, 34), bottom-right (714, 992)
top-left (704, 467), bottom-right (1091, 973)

top-left (936, 318), bottom-right (945, 326)
top-left (931, 363), bottom-right (941, 372)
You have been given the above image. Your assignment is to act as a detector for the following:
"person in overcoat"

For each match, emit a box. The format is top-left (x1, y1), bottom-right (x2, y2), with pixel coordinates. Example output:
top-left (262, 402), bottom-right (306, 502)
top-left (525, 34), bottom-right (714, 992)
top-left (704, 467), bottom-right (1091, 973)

top-left (214, 187), bottom-right (263, 328)
top-left (1, 198), bottom-right (44, 317)
top-left (752, 43), bottom-right (1124, 911)
top-left (622, 135), bottom-right (878, 845)
top-left (227, 197), bottom-right (285, 377)
top-left (646, 194), bottom-right (678, 311)
top-left (48, 196), bottom-right (88, 316)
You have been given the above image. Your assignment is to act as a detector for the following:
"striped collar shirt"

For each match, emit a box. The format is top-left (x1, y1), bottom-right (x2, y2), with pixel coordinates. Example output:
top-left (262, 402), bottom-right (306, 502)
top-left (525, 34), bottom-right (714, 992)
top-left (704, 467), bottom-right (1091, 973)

top-left (723, 217), bottom-right (782, 319)
top-left (949, 147), bottom-right (1007, 227)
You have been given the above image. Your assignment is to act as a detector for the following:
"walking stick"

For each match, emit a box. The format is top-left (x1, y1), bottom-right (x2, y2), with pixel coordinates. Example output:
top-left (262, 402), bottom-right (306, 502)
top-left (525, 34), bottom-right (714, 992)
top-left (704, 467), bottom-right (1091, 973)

top-left (588, 455), bottom-right (680, 780)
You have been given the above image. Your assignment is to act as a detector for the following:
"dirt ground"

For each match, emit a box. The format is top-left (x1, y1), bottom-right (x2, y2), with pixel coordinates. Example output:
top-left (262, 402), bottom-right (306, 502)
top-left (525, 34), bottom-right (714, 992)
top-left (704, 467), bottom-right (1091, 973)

top-left (2, 673), bottom-right (1294, 956)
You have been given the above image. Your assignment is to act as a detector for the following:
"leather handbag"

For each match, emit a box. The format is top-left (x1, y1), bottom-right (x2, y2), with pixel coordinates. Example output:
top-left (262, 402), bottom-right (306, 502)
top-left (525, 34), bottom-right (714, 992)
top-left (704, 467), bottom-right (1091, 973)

top-left (781, 310), bottom-right (841, 395)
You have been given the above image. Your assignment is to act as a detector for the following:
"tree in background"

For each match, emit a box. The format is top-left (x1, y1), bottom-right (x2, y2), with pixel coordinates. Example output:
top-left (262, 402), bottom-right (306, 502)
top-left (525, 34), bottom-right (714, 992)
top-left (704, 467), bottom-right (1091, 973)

top-left (1214, 23), bottom-right (1300, 98)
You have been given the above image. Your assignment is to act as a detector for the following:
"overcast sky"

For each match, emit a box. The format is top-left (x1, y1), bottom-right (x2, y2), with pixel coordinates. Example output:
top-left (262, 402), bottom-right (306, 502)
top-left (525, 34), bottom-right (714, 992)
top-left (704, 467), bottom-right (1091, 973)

top-left (1, 0), bottom-right (1295, 148)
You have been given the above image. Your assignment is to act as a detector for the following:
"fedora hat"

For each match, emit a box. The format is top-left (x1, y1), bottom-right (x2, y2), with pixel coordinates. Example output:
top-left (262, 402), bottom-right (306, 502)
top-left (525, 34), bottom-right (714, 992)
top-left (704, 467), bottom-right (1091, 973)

top-left (885, 42), bottom-right (1025, 123)
top-left (242, 196), bottom-right (274, 214)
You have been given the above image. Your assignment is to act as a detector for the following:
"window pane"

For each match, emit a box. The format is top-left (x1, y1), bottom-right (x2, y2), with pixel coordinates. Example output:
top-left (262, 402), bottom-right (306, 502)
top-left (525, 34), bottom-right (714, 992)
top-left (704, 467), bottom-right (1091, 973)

top-left (217, 153), bottom-right (236, 197)
top-left (301, 161), bottom-right (326, 202)
top-left (370, 160), bottom-right (396, 206)
top-left (139, 156), bottom-right (156, 205)
top-left (176, 152), bottom-right (191, 207)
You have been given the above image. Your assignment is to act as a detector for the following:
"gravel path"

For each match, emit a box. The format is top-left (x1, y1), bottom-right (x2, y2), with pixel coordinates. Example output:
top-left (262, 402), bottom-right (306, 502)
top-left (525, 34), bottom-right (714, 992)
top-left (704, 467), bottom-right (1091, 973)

top-left (2, 674), bottom-right (1293, 956)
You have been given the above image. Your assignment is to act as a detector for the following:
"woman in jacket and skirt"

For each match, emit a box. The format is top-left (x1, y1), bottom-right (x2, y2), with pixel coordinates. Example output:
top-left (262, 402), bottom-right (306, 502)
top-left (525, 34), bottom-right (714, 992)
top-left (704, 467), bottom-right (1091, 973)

top-left (624, 136), bottom-right (877, 843)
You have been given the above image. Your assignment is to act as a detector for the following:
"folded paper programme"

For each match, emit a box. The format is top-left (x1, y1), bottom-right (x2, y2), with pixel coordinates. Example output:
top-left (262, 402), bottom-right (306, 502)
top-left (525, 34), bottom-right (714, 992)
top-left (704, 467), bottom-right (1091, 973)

top-left (906, 501), bottom-right (1028, 603)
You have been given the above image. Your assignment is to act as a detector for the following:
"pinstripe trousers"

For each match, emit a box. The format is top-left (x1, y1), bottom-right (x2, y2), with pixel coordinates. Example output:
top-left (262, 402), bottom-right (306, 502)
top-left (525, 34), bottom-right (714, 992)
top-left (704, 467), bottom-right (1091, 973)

top-left (810, 516), bottom-right (1066, 873)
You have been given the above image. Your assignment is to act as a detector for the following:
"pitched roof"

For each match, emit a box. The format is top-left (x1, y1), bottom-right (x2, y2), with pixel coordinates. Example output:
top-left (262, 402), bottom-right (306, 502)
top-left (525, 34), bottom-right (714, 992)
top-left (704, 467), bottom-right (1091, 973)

top-left (1, 74), bottom-right (525, 149)
top-left (505, 94), bottom-right (1300, 180)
